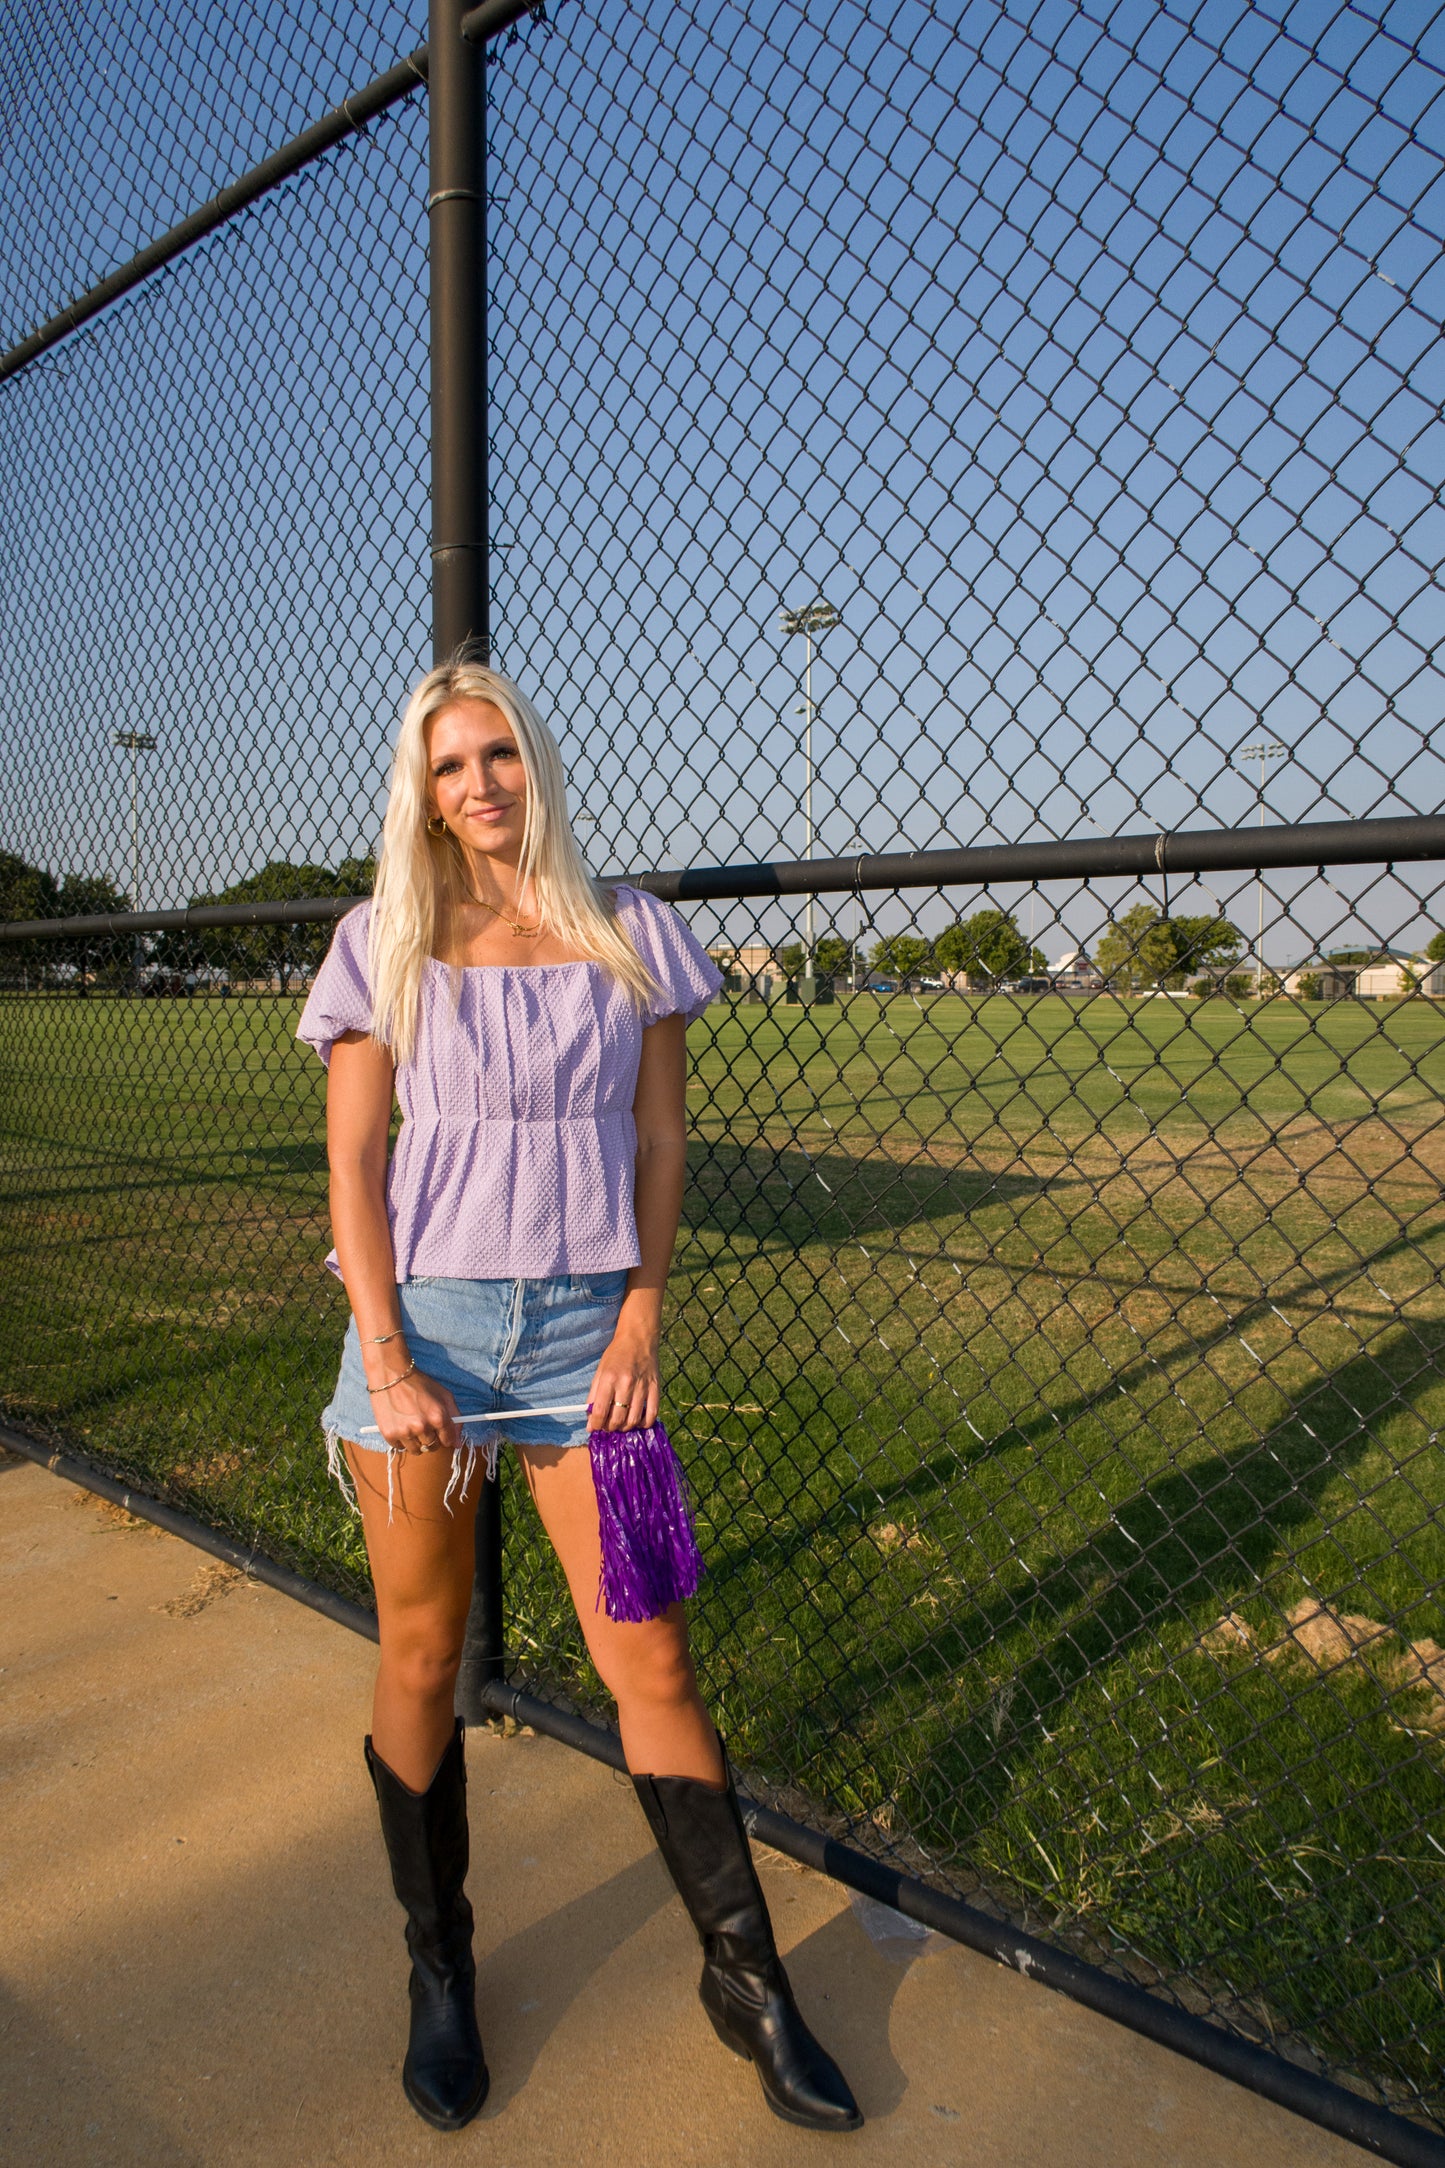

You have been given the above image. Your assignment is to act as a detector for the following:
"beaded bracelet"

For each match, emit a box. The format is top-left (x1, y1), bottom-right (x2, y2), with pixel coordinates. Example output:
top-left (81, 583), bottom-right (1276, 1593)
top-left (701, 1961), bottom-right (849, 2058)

top-left (366, 1358), bottom-right (418, 1395)
top-left (366, 1326), bottom-right (407, 1347)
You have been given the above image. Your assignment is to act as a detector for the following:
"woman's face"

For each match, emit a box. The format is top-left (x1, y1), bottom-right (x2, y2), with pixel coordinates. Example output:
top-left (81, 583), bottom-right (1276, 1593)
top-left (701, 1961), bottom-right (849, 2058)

top-left (426, 698), bottom-right (529, 863)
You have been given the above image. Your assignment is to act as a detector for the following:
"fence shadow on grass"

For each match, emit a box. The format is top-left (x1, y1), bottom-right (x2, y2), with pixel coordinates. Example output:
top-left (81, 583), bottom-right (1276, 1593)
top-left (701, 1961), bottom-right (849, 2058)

top-left (679, 1216), bottom-right (1439, 1809)
top-left (683, 1137), bottom-right (1049, 1250)
top-left (670, 1282), bottom-right (1445, 2100)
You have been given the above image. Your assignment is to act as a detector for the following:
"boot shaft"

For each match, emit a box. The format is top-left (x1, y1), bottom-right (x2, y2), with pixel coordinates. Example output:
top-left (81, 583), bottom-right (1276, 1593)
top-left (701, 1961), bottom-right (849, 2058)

top-left (366, 1720), bottom-right (474, 1955)
top-left (633, 1753), bottom-right (864, 2132)
top-left (633, 1761), bottom-right (779, 1971)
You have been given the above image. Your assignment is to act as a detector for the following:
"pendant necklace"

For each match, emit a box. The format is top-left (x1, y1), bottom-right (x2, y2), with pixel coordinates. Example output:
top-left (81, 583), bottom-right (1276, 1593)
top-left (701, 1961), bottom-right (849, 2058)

top-left (461, 873), bottom-right (541, 938)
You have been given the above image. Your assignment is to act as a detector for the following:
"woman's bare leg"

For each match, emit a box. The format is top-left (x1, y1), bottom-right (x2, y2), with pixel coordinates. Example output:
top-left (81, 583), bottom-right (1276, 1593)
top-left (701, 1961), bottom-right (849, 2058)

top-left (344, 1443), bottom-right (482, 1790)
top-left (516, 1442), bottom-right (724, 1784)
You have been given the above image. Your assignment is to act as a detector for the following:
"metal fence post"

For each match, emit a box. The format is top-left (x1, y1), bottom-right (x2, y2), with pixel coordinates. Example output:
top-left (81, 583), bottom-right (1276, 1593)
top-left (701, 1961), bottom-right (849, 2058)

top-left (430, 0), bottom-right (502, 1720)
top-left (430, 0), bottom-right (489, 662)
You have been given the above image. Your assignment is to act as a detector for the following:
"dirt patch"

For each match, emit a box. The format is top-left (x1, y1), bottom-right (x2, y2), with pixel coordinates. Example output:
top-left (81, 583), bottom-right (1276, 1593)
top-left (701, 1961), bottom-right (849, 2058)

top-left (872, 1520), bottom-right (933, 1554)
top-left (779, 1110), bottom-right (1445, 1195)
top-left (75, 1492), bottom-right (160, 1536)
top-left (156, 1561), bottom-right (247, 1618)
top-left (163, 1449), bottom-right (249, 1486)
top-left (1203, 1600), bottom-right (1445, 1730)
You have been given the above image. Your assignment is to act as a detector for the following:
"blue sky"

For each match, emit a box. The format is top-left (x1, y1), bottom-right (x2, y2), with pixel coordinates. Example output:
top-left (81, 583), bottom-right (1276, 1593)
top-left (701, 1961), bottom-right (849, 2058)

top-left (0, 0), bottom-right (1440, 963)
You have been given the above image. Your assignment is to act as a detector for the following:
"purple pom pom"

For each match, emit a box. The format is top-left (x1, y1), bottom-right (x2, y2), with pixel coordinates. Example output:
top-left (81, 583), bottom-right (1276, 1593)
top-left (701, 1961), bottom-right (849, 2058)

top-left (588, 1420), bottom-right (706, 1623)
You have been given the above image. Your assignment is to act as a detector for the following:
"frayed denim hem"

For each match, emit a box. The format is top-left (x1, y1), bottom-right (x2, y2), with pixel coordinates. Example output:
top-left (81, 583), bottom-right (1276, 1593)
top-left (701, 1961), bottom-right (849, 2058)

top-left (323, 1423), bottom-right (501, 1524)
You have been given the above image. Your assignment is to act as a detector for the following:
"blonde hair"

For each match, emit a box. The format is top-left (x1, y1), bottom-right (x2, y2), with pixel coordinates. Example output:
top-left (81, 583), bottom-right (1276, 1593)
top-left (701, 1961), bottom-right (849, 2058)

top-left (366, 659), bottom-right (655, 1061)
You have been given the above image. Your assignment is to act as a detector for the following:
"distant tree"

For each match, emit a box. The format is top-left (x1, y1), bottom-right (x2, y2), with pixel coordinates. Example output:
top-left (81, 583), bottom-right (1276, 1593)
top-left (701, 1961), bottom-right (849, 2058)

top-left (1097, 905), bottom-right (1242, 991)
top-left (333, 852), bottom-right (376, 897)
top-left (812, 934), bottom-right (858, 981)
top-left (0, 857), bottom-right (139, 991)
top-left (58, 872), bottom-right (130, 913)
top-left (1096, 905), bottom-right (1170, 991)
top-left (0, 850), bottom-right (61, 989)
top-left (190, 861), bottom-right (346, 991)
top-left (1295, 970), bottom-right (1322, 1000)
top-left (1170, 913), bottom-right (1244, 979)
top-left (147, 917), bottom-right (210, 979)
top-left (151, 856), bottom-right (371, 989)
top-left (778, 933), bottom-right (864, 981)
top-left (870, 934), bottom-right (934, 986)
top-left (0, 849), bottom-right (59, 922)
top-left (1426, 930), bottom-right (1445, 965)
top-left (933, 908), bottom-right (1043, 985)
top-left (53, 872), bottom-right (132, 992)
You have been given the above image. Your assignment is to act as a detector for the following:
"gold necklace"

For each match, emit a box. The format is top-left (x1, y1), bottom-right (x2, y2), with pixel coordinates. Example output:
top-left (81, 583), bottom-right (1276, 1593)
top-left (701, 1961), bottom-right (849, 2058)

top-left (460, 875), bottom-right (541, 938)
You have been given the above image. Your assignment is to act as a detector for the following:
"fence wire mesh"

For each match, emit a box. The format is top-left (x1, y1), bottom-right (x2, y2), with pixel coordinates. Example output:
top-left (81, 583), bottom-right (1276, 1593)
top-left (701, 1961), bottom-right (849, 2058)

top-left (490, 0), bottom-right (1443, 867)
top-left (1, 0), bottom-right (1444, 2137)
top-left (0, 9), bottom-right (431, 917)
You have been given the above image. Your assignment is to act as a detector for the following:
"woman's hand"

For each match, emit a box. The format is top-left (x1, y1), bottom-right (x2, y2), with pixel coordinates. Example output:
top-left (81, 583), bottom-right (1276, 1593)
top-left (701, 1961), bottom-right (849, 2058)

top-left (593, 1012), bottom-right (685, 1436)
top-left (368, 1365), bottom-right (463, 1454)
top-left (588, 1326), bottom-right (661, 1433)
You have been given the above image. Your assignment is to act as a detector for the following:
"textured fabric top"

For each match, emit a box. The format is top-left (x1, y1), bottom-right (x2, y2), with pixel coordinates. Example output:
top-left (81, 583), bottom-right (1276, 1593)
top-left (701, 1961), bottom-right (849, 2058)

top-left (296, 886), bottom-right (723, 1281)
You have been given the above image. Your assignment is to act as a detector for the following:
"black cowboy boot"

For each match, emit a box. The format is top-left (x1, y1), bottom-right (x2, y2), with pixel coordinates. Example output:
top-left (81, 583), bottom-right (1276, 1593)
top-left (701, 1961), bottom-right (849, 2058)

top-left (633, 1747), bottom-right (862, 2133)
top-left (366, 1719), bottom-right (489, 2131)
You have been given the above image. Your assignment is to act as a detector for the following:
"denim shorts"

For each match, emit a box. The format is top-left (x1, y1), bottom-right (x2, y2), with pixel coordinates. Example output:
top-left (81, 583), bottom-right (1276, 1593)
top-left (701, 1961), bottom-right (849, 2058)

top-left (322, 1271), bottom-right (628, 1510)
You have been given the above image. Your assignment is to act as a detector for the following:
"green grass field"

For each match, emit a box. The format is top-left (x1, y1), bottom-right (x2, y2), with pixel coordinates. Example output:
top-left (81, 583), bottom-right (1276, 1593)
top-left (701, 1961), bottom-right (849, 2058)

top-left (3, 984), bottom-right (1445, 2115)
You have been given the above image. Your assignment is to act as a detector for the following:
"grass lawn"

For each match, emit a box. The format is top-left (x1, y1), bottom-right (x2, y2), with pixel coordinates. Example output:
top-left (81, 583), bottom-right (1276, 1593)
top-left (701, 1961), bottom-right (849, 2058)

top-left (3, 983), bottom-right (1445, 2116)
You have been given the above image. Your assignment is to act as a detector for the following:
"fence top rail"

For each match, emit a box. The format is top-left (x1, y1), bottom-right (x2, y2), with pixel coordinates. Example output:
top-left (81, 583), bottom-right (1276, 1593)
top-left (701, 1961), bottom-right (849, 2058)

top-left (0, 0), bottom-right (538, 389)
top-left (2, 813), bottom-right (1442, 946)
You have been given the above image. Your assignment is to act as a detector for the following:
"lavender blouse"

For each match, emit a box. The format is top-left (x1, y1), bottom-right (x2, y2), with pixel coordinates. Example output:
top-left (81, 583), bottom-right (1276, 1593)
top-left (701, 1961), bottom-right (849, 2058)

top-left (296, 885), bottom-right (723, 1282)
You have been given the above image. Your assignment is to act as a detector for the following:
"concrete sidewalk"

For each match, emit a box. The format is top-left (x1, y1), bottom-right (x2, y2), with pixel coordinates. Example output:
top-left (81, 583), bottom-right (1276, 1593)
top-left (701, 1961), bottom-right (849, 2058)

top-left (1, 1448), bottom-right (1372, 2168)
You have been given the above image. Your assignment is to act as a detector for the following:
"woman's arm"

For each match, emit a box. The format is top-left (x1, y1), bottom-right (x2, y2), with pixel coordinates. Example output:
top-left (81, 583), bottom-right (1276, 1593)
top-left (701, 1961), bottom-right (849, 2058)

top-left (327, 1031), bottom-right (461, 1450)
top-left (590, 1012), bottom-right (688, 1432)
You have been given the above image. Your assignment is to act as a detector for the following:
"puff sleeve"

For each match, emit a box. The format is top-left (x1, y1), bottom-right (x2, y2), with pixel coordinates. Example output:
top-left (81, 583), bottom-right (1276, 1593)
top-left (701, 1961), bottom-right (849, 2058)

top-left (614, 886), bottom-right (724, 1026)
top-left (296, 903), bottom-right (374, 1067)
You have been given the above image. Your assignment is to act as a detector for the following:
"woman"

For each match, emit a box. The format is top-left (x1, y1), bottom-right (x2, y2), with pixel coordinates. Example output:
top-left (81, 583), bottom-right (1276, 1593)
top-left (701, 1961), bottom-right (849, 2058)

top-left (297, 658), bottom-right (860, 2136)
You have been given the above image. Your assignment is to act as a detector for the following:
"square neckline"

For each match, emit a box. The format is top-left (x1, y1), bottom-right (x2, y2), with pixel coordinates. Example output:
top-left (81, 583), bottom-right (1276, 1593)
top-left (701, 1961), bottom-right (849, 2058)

top-left (425, 953), bottom-right (603, 974)
top-left (425, 881), bottom-right (637, 974)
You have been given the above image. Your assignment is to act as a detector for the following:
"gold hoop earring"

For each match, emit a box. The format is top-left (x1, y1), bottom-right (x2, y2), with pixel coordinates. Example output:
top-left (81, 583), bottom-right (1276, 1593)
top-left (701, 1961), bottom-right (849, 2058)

top-left (426, 815), bottom-right (448, 838)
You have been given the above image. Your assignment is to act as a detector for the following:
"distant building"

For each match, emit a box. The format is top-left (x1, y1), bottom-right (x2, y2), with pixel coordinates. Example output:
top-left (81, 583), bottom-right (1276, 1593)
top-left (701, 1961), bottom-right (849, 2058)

top-left (709, 942), bottom-right (778, 993)
top-left (1356, 959), bottom-right (1414, 999)
top-left (935, 952), bottom-right (1103, 995)
top-left (1282, 952), bottom-right (1443, 998)
top-left (1052, 951), bottom-right (1104, 991)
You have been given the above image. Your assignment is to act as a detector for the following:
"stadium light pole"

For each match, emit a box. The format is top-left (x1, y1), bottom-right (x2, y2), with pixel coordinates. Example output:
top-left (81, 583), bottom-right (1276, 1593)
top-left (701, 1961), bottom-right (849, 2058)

top-left (1239, 740), bottom-right (1286, 985)
top-left (778, 599), bottom-right (839, 974)
top-left (113, 729), bottom-right (157, 911)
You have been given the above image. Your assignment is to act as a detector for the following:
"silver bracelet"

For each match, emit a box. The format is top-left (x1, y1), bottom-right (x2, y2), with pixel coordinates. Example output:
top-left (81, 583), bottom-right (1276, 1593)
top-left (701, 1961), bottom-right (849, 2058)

top-left (366, 1358), bottom-right (418, 1395)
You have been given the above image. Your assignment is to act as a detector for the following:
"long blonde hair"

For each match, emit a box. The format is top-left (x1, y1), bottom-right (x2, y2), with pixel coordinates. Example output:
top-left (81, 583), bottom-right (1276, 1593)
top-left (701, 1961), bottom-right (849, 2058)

top-left (367, 659), bottom-right (655, 1060)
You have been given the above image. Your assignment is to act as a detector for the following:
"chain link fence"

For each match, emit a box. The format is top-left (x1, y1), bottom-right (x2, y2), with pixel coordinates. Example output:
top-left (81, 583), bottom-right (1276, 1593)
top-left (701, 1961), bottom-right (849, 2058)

top-left (2, 0), bottom-right (1444, 2145)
